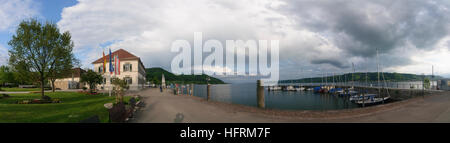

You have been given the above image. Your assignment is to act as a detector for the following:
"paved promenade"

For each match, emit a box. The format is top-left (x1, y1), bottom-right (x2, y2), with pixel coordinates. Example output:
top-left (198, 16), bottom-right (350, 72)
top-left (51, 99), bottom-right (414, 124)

top-left (131, 88), bottom-right (450, 123)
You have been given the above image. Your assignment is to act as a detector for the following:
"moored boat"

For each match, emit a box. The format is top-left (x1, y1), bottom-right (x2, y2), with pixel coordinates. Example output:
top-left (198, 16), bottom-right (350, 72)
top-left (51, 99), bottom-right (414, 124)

top-left (349, 94), bottom-right (376, 102)
top-left (355, 96), bottom-right (390, 106)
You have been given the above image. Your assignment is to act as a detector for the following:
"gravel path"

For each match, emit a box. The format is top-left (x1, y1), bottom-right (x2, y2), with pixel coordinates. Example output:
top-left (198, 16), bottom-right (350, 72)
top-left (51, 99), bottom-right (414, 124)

top-left (131, 88), bottom-right (450, 123)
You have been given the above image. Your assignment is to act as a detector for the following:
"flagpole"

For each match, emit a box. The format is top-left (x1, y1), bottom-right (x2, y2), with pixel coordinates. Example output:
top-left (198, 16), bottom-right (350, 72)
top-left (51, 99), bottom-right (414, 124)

top-left (109, 48), bottom-right (112, 97)
top-left (109, 73), bottom-right (111, 97)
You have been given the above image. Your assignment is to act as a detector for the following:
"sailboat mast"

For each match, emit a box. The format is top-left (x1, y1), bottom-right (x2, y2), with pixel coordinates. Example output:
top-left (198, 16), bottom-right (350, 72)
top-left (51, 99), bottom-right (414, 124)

top-left (377, 47), bottom-right (381, 98)
top-left (352, 63), bottom-right (355, 88)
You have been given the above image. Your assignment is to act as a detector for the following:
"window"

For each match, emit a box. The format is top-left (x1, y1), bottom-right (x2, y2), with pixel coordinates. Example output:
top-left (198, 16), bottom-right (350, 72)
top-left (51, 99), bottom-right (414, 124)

top-left (124, 63), bottom-right (132, 72)
top-left (124, 77), bottom-right (132, 84)
top-left (98, 66), bottom-right (103, 73)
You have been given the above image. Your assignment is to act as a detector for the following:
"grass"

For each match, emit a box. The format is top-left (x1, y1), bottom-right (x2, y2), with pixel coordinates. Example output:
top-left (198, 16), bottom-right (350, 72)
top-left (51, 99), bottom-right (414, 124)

top-left (0, 87), bottom-right (47, 92)
top-left (0, 92), bottom-right (131, 123)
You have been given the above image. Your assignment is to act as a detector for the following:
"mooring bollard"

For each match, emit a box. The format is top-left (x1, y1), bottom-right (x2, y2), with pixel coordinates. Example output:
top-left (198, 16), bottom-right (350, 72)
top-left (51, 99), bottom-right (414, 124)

top-left (257, 80), bottom-right (265, 108)
top-left (207, 84), bottom-right (211, 101)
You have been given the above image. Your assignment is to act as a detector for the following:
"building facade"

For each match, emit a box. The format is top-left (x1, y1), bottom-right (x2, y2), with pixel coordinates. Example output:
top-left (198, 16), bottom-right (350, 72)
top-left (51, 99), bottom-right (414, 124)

top-left (53, 68), bottom-right (87, 90)
top-left (92, 49), bottom-right (146, 91)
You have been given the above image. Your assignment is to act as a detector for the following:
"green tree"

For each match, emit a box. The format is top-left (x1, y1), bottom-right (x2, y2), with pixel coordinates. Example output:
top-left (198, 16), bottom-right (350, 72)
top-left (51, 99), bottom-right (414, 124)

top-left (8, 19), bottom-right (76, 98)
top-left (12, 65), bottom-right (33, 85)
top-left (80, 69), bottom-right (103, 93)
top-left (152, 76), bottom-right (160, 85)
top-left (0, 66), bottom-right (15, 87)
top-left (424, 78), bottom-right (430, 89)
top-left (111, 77), bottom-right (129, 103)
top-left (47, 31), bottom-right (79, 92)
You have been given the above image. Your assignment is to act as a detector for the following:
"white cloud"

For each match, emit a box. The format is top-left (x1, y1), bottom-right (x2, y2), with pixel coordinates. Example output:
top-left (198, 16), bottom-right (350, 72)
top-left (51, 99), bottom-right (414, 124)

top-left (58, 0), bottom-right (297, 69)
top-left (0, 0), bottom-right (40, 31)
top-left (58, 0), bottom-right (450, 80)
top-left (388, 36), bottom-right (450, 76)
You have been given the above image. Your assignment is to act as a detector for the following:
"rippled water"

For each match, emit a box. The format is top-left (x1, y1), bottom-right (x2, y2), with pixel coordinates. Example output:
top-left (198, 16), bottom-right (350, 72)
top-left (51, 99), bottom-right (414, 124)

top-left (192, 83), bottom-right (360, 110)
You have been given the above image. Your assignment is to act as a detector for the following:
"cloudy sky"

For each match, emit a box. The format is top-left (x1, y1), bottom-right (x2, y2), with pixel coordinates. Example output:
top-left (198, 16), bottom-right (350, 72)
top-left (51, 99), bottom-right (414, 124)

top-left (1, 0), bottom-right (450, 82)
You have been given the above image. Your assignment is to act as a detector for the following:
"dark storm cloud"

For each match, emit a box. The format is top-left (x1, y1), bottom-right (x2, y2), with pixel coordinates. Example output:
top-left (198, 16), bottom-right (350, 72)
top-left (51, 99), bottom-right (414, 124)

top-left (278, 0), bottom-right (450, 68)
top-left (310, 59), bottom-right (349, 69)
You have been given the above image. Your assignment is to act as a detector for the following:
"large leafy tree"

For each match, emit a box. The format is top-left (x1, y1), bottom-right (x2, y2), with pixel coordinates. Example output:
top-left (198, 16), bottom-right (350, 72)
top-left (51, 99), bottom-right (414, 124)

top-left (8, 19), bottom-right (76, 98)
top-left (80, 69), bottom-right (103, 93)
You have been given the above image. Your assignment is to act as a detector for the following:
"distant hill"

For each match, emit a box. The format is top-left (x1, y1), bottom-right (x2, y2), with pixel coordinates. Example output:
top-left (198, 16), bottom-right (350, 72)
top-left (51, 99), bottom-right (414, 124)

top-left (145, 67), bottom-right (225, 84)
top-left (279, 72), bottom-right (443, 83)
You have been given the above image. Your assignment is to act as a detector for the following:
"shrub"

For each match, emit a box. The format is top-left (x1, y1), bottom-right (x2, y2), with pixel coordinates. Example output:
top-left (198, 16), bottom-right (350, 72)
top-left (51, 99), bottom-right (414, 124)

top-left (42, 95), bottom-right (51, 101)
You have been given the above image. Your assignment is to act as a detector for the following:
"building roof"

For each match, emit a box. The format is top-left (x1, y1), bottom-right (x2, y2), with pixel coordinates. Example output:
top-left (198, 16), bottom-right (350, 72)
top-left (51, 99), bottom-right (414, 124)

top-left (63, 68), bottom-right (86, 78)
top-left (92, 49), bottom-right (140, 64)
top-left (92, 48), bottom-right (146, 70)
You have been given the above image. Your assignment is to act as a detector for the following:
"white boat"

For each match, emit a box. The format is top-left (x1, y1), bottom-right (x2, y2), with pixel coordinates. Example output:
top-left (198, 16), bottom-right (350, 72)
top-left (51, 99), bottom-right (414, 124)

top-left (285, 86), bottom-right (296, 91)
top-left (355, 96), bottom-right (390, 105)
top-left (349, 94), bottom-right (377, 102)
top-left (339, 90), bottom-right (358, 96)
top-left (295, 87), bottom-right (305, 91)
top-left (268, 86), bottom-right (281, 91)
top-left (336, 90), bottom-right (345, 95)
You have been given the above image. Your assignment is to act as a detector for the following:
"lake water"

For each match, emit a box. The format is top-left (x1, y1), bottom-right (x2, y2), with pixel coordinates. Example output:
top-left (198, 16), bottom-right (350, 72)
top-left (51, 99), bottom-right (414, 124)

top-left (192, 83), bottom-right (360, 111)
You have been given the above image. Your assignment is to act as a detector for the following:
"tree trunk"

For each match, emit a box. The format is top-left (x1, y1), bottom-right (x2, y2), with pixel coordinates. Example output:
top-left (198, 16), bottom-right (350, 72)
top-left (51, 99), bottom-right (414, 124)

top-left (51, 79), bottom-right (55, 92)
top-left (41, 77), bottom-right (45, 99)
top-left (90, 83), bottom-right (94, 93)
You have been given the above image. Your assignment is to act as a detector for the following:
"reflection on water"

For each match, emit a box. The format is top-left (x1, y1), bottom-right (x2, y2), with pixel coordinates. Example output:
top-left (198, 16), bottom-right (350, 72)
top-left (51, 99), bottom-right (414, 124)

top-left (193, 83), bottom-right (359, 110)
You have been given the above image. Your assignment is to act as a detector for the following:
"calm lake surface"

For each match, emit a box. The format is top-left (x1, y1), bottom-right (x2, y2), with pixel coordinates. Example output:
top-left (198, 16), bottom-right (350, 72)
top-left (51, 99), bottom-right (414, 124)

top-left (192, 83), bottom-right (360, 111)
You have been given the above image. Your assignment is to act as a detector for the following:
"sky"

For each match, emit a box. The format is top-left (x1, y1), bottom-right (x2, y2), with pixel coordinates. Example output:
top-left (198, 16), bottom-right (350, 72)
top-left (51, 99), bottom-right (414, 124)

top-left (1, 0), bottom-right (450, 83)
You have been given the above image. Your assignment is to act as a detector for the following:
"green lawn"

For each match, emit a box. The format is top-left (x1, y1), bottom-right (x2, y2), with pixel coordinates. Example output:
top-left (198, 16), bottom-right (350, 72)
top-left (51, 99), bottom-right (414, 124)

top-left (0, 87), bottom-right (45, 92)
top-left (0, 92), bottom-right (131, 123)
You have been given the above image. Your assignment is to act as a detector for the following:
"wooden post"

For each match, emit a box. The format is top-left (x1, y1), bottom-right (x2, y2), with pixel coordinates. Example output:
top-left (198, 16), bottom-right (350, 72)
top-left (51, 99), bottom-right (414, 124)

top-left (207, 84), bottom-right (211, 101)
top-left (257, 80), bottom-right (265, 108)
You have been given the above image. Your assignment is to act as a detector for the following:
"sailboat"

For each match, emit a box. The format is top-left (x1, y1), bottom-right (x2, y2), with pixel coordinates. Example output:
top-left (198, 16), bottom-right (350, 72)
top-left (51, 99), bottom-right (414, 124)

top-left (350, 93), bottom-right (376, 102)
top-left (341, 63), bottom-right (359, 96)
top-left (354, 48), bottom-right (391, 106)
